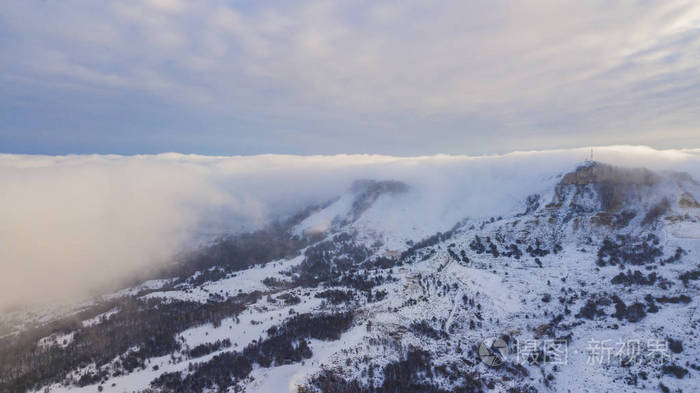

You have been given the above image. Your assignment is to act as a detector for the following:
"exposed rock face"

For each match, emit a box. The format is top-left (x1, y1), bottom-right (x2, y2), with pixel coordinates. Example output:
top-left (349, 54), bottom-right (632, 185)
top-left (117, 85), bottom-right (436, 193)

top-left (679, 192), bottom-right (700, 208)
top-left (554, 162), bottom-right (662, 213)
top-left (542, 162), bottom-right (700, 234)
top-left (560, 162), bottom-right (660, 187)
top-left (347, 179), bottom-right (408, 222)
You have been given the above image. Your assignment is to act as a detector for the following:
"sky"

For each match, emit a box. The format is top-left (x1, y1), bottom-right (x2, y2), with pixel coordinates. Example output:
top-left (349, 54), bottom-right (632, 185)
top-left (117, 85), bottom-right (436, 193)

top-left (1, 0), bottom-right (699, 155)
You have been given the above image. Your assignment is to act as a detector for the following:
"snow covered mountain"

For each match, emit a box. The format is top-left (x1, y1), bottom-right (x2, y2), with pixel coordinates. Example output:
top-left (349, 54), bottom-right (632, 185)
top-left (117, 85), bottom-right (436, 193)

top-left (2, 160), bottom-right (699, 393)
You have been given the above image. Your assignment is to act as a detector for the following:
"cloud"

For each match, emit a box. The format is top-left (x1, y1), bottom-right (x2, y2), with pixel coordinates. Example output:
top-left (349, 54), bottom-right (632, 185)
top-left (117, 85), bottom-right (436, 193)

top-left (2, 146), bottom-right (700, 309)
top-left (1, 1), bottom-right (699, 154)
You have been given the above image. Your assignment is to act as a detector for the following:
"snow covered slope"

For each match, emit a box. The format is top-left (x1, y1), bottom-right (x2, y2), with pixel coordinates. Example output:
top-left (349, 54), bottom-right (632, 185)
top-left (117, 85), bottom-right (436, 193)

top-left (1, 160), bottom-right (699, 393)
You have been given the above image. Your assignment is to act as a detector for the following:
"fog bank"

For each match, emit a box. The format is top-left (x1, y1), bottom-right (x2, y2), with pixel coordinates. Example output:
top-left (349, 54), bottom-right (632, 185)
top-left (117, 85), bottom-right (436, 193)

top-left (1, 145), bottom-right (699, 309)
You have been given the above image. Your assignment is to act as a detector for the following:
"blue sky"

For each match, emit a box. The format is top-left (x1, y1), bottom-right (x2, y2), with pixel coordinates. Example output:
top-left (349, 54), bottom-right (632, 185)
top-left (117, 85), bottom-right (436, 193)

top-left (1, 0), bottom-right (699, 155)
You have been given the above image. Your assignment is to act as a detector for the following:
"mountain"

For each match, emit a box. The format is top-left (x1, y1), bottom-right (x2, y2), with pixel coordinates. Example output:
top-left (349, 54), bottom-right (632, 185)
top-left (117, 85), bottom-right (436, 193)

top-left (1, 161), bottom-right (699, 393)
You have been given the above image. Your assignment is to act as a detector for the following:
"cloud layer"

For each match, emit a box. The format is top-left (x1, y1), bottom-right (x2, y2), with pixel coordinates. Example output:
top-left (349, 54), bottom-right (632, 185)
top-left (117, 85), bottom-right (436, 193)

top-left (2, 146), bottom-right (700, 309)
top-left (1, 1), bottom-right (699, 154)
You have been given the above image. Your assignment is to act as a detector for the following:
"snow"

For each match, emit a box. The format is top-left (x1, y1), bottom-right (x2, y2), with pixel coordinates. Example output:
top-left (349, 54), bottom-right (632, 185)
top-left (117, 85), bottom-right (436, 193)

top-left (246, 324), bottom-right (367, 393)
top-left (106, 278), bottom-right (176, 299)
top-left (178, 295), bottom-right (324, 349)
top-left (446, 264), bottom-right (523, 315)
top-left (293, 194), bottom-right (353, 236)
top-left (142, 256), bottom-right (303, 303)
top-left (667, 221), bottom-right (700, 239)
top-left (38, 331), bottom-right (75, 349)
top-left (82, 308), bottom-right (119, 328)
top-left (39, 351), bottom-right (207, 393)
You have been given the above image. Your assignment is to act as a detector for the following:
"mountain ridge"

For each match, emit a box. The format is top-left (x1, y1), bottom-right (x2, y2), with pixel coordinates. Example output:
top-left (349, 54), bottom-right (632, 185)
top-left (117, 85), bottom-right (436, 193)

top-left (1, 161), bottom-right (699, 393)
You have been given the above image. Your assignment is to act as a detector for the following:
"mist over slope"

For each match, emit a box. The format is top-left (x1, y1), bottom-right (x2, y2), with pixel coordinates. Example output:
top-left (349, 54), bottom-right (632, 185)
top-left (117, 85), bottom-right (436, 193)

top-left (1, 145), bottom-right (700, 308)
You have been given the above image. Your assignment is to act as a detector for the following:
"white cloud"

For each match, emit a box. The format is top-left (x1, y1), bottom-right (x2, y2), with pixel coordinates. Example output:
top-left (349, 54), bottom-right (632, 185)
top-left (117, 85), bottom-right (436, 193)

top-left (1, 0), bottom-right (699, 142)
top-left (145, 0), bottom-right (188, 13)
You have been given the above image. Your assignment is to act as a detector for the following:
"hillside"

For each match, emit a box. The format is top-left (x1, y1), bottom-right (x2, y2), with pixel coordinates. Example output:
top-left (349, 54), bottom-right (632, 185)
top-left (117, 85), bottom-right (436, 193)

top-left (1, 161), bottom-right (699, 393)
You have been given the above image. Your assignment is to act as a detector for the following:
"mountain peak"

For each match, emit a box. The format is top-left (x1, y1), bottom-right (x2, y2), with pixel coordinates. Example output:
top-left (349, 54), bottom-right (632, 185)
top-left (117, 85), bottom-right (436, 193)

top-left (562, 161), bottom-right (661, 187)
